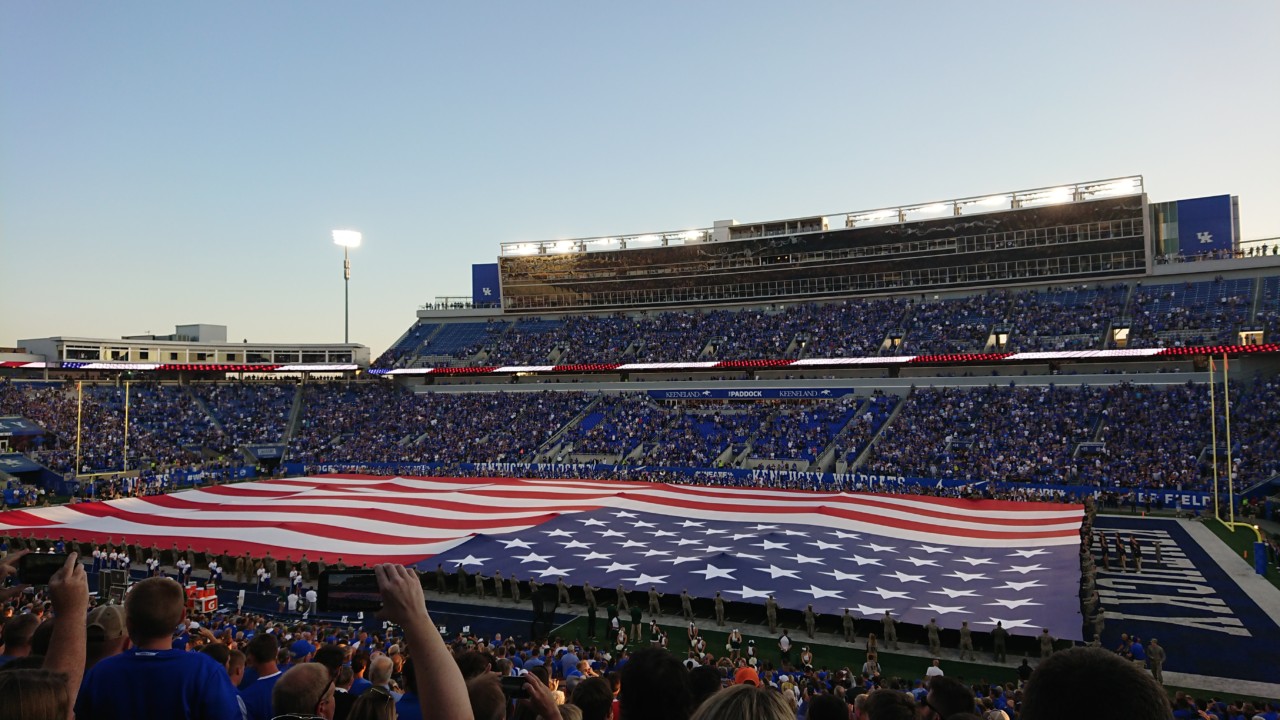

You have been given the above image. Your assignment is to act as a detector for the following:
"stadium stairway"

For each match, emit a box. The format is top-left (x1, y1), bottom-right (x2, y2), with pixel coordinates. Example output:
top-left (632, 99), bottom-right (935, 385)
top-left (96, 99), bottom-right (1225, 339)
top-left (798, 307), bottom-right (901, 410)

top-left (283, 384), bottom-right (305, 447)
top-left (532, 396), bottom-right (604, 463)
top-left (843, 391), bottom-right (910, 473)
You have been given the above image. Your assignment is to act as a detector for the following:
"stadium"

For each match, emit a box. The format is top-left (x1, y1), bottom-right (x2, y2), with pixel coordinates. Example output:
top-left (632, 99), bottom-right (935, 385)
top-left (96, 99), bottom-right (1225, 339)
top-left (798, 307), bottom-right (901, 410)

top-left (3, 172), bottom-right (1280, 716)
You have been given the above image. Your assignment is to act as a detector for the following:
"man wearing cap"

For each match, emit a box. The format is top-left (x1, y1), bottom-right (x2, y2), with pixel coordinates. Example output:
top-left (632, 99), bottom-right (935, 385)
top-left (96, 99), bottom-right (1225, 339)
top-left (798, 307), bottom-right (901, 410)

top-left (680, 589), bottom-right (693, 621)
top-left (804, 604), bottom-right (818, 639)
top-left (958, 620), bottom-right (975, 661)
top-left (86, 604), bottom-right (131, 670)
top-left (75, 576), bottom-right (241, 720)
top-left (1147, 638), bottom-right (1166, 684)
top-left (842, 608), bottom-right (855, 644)
top-left (558, 577), bottom-right (572, 606)
top-left (714, 591), bottom-right (725, 627)
top-left (647, 585), bottom-right (663, 617)
top-left (992, 621), bottom-right (1009, 662)
top-left (926, 618), bottom-right (942, 657)
top-left (765, 594), bottom-right (778, 633)
top-left (733, 665), bottom-right (759, 686)
top-left (883, 610), bottom-right (900, 650)
top-left (616, 583), bottom-right (629, 613)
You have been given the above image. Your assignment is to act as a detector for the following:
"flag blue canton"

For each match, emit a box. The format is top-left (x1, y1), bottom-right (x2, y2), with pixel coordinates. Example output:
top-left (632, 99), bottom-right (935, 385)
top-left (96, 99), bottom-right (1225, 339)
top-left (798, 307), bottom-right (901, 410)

top-left (429, 507), bottom-right (1083, 640)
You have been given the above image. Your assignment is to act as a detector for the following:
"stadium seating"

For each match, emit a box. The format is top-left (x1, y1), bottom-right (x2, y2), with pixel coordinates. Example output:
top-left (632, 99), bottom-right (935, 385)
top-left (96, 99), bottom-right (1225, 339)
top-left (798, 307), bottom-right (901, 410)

top-left (378, 273), bottom-right (1280, 368)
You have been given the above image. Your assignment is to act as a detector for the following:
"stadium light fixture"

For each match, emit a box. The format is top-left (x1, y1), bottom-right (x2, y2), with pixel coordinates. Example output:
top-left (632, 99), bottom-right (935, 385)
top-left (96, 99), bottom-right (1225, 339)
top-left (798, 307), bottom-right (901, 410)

top-left (332, 229), bottom-right (362, 344)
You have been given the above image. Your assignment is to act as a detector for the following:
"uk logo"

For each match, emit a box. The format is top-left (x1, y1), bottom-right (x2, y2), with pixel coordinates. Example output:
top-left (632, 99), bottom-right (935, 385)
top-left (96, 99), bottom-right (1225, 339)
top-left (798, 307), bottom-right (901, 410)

top-left (1198, 231), bottom-right (1214, 244)
top-left (482, 287), bottom-right (493, 296)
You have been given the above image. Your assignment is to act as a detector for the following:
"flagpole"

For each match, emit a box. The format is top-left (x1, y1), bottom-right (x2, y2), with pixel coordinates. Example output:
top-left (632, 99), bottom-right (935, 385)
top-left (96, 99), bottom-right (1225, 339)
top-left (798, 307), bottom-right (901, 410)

top-left (1223, 353), bottom-right (1234, 525)
top-left (1208, 357), bottom-right (1219, 523)
top-left (123, 381), bottom-right (131, 473)
top-left (74, 381), bottom-right (84, 478)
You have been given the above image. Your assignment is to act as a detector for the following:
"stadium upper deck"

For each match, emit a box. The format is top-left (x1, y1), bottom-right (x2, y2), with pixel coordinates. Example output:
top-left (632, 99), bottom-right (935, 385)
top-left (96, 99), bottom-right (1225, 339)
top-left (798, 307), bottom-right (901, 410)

top-left (497, 176), bottom-right (1150, 311)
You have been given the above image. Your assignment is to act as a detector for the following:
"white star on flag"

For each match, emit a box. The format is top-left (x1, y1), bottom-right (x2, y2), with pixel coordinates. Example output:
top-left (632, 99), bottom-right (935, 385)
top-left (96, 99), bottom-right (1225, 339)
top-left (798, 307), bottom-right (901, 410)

top-left (797, 585), bottom-right (844, 599)
top-left (578, 518), bottom-right (607, 527)
top-left (830, 531), bottom-right (862, 539)
top-left (863, 587), bottom-right (913, 600)
top-left (631, 521), bottom-right (656, 528)
top-left (671, 539), bottom-right (704, 547)
top-left (534, 566), bottom-right (573, 578)
top-left (691, 564), bottom-right (737, 580)
top-left (614, 511), bottom-right (637, 518)
top-left (514, 552), bottom-right (551, 564)
top-left (789, 554), bottom-right (825, 566)
top-left (929, 588), bottom-right (979, 599)
top-left (1009, 549), bottom-right (1049, 558)
top-left (596, 530), bottom-right (625, 538)
top-left (618, 540), bottom-right (649, 549)
top-left (662, 556), bottom-right (703, 566)
top-left (680, 521), bottom-right (705, 528)
top-left (976, 618), bottom-right (1035, 630)
top-left (943, 571), bottom-right (989, 582)
top-left (852, 604), bottom-right (891, 615)
top-left (755, 565), bottom-right (801, 579)
top-left (899, 557), bottom-right (940, 567)
top-left (819, 570), bottom-right (864, 582)
top-left (500, 539), bottom-right (534, 549)
top-left (917, 603), bottom-right (970, 615)
top-left (885, 571), bottom-right (927, 583)
top-left (847, 555), bottom-right (884, 567)
top-left (862, 543), bottom-right (896, 552)
top-left (913, 545), bottom-right (952, 554)
top-left (544, 529), bottom-right (573, 538)
top-left (986, 598), bottom-right (1043, 609)
top-left (575, 551), bottom-right (612, 561)
top-left (562, 540), bottom-right (591, 549)
top-left (806, 541), bottom-right (844, 551)
top-left (725, 586), bottom-right (773, 600)
top-left (598, 562), bottom-right (636, 573)
top-left (753, 540), bottom-right (789, 551)
top-left (453, 555), bottom-right (490, 567)
top-left (648, 530), bottom-right (677, 538)
top-left (1004, 564), bottom-right (1047, 575)
top-left (994, 580), bottom-right (1044, 591)
top-left (626, 573), bottom-right (669, 585)
top-left (640, 550), bottom-right (671, 557)
top-left (955, 557), bottom-right (995, 566)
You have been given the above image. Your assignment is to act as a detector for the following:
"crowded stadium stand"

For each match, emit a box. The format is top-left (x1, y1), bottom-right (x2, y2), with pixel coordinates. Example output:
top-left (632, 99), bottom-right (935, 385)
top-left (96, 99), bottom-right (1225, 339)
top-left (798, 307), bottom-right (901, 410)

top-left (4, 176), bottom-right (1280, 715)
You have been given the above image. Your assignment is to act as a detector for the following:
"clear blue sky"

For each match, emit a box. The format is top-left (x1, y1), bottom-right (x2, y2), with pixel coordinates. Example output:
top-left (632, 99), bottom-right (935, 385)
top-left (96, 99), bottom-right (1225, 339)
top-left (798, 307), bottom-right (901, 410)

top-left (3, 2), bottom-right (1278, 356)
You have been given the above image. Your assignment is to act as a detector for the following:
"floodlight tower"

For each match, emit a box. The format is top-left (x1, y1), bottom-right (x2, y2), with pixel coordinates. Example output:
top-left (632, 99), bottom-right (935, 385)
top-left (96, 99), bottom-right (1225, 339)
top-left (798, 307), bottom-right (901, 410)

top-left (332, 230), bottom-right (362, 343)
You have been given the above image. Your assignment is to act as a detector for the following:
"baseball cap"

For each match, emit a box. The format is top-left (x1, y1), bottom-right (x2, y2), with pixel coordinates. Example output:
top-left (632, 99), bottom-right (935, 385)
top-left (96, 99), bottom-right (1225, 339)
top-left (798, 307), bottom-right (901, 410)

top-left (87, 605), bottom-right (126, 641)
top-left (734, 667), bottom-right (759, 686)
top-left (290, 639), bottom-right (316, 658)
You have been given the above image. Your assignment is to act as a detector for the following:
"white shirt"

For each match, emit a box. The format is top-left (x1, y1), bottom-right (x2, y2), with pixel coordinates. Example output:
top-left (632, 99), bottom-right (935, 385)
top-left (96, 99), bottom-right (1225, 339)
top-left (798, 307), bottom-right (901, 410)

top-left (926, 665), bottom-right (945, 677)
top-left (306, 589), bottom-right (318, 604)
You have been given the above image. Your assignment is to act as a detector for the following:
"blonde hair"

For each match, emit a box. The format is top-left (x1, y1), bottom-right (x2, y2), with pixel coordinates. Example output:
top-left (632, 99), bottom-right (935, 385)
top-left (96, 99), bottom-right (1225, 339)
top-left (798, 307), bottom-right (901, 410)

top-left (0, 669), bottom-right (70, 720)
top-left (690, 684), bottom-right (792, 720)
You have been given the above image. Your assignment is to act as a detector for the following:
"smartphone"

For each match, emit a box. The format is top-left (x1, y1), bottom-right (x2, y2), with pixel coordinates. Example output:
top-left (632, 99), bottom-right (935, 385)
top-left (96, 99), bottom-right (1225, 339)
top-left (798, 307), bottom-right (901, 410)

top-left (500, 675), bottom-right (528, 699)
top-left (18, 553), bottom-right (68, 585)
top-left (318, 569), bottom-right (381, 613)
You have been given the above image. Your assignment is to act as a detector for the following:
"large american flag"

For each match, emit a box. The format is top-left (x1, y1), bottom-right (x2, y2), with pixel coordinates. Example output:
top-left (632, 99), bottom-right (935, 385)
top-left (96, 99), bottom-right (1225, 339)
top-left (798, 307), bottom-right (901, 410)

top-left (0, 475), bottom-right (1084, 639)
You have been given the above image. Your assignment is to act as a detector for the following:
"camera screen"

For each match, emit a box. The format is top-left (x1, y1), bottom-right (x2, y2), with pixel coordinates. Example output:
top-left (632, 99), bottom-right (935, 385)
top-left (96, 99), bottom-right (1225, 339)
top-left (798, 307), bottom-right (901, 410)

top-left (319, 570), bottom-right (381, 613)
top-left (18, 553), bottom-right (68, 585)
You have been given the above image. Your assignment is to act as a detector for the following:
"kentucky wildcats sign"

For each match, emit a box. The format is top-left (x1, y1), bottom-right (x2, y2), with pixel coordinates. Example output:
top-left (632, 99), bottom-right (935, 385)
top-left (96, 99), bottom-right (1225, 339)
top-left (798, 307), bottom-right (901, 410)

top-left (1176, 195), bottom-right (1235, 255)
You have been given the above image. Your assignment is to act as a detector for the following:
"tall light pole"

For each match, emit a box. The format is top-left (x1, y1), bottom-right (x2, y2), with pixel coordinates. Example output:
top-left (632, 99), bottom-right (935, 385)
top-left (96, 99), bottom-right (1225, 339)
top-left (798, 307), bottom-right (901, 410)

top-left (332, 230), bottom-right (362, 343)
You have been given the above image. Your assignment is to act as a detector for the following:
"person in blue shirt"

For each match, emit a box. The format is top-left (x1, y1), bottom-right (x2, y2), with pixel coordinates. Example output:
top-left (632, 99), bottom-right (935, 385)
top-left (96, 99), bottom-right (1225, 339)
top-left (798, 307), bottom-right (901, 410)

top-left (75, 576), bottom-right (241, 720)
top-left (240, 633), bottom-right (284, 720)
